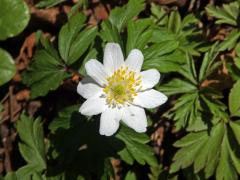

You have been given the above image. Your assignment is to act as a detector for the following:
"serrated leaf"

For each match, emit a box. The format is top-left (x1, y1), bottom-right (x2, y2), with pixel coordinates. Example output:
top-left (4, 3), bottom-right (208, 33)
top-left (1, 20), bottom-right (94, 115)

top-left (100, 20), bottom-right (121, 43)
top-left (218, 30), bottom-right (240, 52)
top-left (117, 148), bottom-right (134, 165)
top-left (171, 122), bottom-right (240, 179)
top-left (109, 0), bottom-right (145, 31)
top-left (206, 2), bottom-right (239, 26)
top-left (58, 13), bottom-right (97, 65)
top-left (126, 18), bottom-right (153, 54)
top-left (0, 0), bottom-right (30, 40)
top-left (199, 44), bottom-right (219, 82)
top-left (16, 114), bottom-right (46, 176)
top-left (181, 14), bottom-right (199, 29)
top-left (166, 87), bottom-right (224, 132)
top-left (142, 40), bottom-right (179, 73)
top-left (0, 48), bottom-right (16, 86)
top-left (22, 49), bottom-right (69, 98)
top-left (167, 11), bottom-right (181, 34)
top-left (229, 80), bottom-right (240, 117)
top-left (178, 53), bottom-right (197, 85)
top-left (144, 40), bottom-right (179, 60)
top-left (170, 137), bottom-right (207, 173)
top-left (216, 133), bottom-right (238, 180)
top-left (158, 78), bottom-right (196, 96)
top-left (150, 3), bottom-right (168, 26)
top-left (200, 94), bottom-right (227, 117)
top-left (166, 92), bottom-right (199, 131)
top-left (68, 27), bottom-right (97, 63)
top-left (116, 126), bottom-right (157, 167)
top-left (173, 131), bottom-right (207, 148)
top-left (58, 13), bottom-right (86, 61)
top-left (150, 28), bottom-right (176, 43)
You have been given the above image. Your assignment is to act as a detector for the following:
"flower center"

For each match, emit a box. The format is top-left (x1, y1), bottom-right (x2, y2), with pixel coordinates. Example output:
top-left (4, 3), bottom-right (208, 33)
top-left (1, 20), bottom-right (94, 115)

top-left (112, 84), bottom-right (126, 96)
top-left (103, 67), bottom-right (142, 107)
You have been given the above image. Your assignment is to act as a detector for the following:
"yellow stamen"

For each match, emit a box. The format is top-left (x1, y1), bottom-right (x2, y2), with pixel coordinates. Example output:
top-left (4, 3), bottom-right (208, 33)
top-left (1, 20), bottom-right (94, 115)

top-left (103, 67), bottom-right (142, 107)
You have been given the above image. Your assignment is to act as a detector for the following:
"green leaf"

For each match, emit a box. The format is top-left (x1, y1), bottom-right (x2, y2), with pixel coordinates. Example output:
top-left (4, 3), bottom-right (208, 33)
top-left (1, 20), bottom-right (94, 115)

top-left (171, 122), bottom-right (240, 179)
top-left (158, 78), bottom-right (197, 96)
top-left (142, 40), bottom-right (179, 72)
top-left (22, 48), bottom-right (69, 98)
top-left (216, 132), bottom-right (238, 180)
top-left (100, 20), bottom-right (121, 43)
top-left (58, 13), bottom-right (97, 65)
top-left (205, 2), bottom-right (239, 26)
top-left (150, 3), bottom-right (168, 26)
top-left (126, 19), bottom-right (153, 54)
top-left (36, 0), bottom-right (66, 8)
top-left (144, 40), bottom-right (179, 60)
top-left (49, 105), bottom-right (80, 132)
top-left (198, 44), bottom-right (219, 82)
top-left (230, 121), bottom-right (240, 144)
top-left (178, 53), bottom-right (197, 85)
top-left (150, 28), bottom-right (176, 43)
top-left (166, 92), bottom-right (200, 131)
top-left (116, 125), bottom-right (157, 167)
top-left (170, 134), bottom-right (208, 173)
top-left (226, 61), bottom-right (240, 80)
top-left (109, 0), bottom-right (145, 31)
top-left (167, 11), bottom-right (181, 34)
top-left (68, 27), bottom-right (97, 63)
top-left (166, 88), bottom-right (225, 132)
top-left (0, 48), bottom-right (16, 86)
top-left (0, 0), bottom-right (30, 40)
top-left (181, 14), bottom-right (199, 29)
top-left (5, 172), bottom-right (17, 180)
top-left (200, 93), bottom-right (226, 117)
top-left (219, 30), bottom-right (240, 52)
top-left (125, 171), bottom-right (137, 180)
top-left (143, 49), bottom-right (185, 73)
top-left (234, 43), bottom-right (240, 69)
top-left (16, 114), bottom-right (46, 175)
top-left (58, 13), bottom-right (86, 61)
top-left (229, 80), bottom-right (240, 117)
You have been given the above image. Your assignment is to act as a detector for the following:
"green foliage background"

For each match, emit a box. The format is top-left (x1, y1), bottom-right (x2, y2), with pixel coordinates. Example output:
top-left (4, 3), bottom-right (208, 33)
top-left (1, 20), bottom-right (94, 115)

top-left (1, 0), bottom-right (240, 179)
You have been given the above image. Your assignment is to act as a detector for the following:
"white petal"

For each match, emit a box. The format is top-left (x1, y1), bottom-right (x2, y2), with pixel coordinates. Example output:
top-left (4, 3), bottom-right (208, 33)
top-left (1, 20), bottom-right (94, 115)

top-left (79, 94), bottom-right (107, 116)
top-left (125, 49), bottom-right (144, 72)
top-left (140, 69), bottom-right (160, 91)
top-left (85, 59), bottom-right (108, 86)
top-left (121, 105), bottom-right (147, 133)
top-left (100, 108), bottom-right (120, 136)
top-left (133, 89), bottom-right (168, 109)
top-left (77, 77), bottom-right (102, 99)
top-left (103, 43), bottom-right (124, 74)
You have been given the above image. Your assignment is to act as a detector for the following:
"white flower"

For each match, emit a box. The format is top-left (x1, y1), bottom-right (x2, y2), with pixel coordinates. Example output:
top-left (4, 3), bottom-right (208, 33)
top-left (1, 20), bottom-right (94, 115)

top-left (77, 43), bottom-right (168, 136)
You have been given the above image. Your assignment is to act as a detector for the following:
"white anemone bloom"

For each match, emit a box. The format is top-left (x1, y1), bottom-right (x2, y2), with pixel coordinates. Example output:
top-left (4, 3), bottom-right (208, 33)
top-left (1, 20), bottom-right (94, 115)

top-left (77, 43), bottom-right (168, 136)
